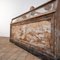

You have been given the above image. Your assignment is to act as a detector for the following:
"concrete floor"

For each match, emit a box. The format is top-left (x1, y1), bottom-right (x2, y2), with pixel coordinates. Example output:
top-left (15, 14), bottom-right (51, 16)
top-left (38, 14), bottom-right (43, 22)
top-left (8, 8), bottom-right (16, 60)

top-left (0, 37), bottom-right (41, 60)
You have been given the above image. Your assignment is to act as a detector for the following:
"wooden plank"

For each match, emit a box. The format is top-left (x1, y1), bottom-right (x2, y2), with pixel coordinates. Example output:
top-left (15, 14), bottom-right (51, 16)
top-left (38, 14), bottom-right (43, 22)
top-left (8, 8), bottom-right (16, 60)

top-left (11, 11), bottom-right (55, 25)
top-left (12, 0), bottom-right (56, 21)
top-left (54, 0), bottom-right (60, 59)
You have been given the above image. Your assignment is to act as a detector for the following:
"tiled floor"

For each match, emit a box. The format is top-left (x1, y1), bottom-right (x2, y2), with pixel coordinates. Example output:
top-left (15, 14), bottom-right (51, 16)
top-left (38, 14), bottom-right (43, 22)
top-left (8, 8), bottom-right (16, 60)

top-left (0, 37), bottom-right (41, 60)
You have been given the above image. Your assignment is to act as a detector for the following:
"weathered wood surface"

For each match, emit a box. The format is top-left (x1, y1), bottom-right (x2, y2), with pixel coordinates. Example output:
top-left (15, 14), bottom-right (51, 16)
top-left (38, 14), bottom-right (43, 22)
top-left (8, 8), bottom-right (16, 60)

top-left (55, 0), bottom-right (60, 58)
top-left (0, 37), bottom-right (41, 60)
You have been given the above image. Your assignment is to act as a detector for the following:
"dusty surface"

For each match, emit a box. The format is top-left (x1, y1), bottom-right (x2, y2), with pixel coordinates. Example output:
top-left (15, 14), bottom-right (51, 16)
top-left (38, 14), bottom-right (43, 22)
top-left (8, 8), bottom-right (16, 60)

top-left (0, 37), bottom-right (41, 60)
top-left (12, 21), bottom-right (52, 53)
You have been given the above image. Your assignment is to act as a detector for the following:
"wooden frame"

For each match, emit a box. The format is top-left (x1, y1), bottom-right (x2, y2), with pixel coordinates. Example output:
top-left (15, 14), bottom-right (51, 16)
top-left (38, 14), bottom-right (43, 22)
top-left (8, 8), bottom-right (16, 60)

top-left (10, 0), bottom-right (60, 60)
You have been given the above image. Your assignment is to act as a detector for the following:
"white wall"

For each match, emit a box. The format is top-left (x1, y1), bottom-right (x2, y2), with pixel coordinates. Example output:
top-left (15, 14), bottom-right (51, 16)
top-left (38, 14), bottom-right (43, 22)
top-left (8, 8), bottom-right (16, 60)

top-left (0, 0), bottom-right (49, 37)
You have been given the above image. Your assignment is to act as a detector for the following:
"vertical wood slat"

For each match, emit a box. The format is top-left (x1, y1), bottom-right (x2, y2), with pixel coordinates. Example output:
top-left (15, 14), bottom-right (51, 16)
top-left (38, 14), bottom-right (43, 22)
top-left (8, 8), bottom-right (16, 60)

top-left (55, 0), bottom-right (60, 59)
